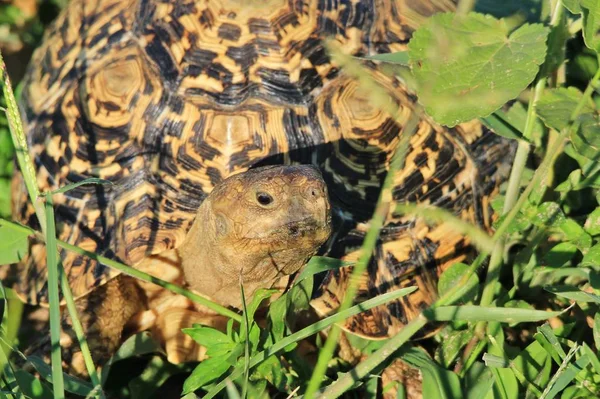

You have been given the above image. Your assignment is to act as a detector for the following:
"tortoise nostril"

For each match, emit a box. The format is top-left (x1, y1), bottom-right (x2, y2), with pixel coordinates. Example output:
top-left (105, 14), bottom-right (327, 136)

top-left (256, 192), bottom-right (274, 206)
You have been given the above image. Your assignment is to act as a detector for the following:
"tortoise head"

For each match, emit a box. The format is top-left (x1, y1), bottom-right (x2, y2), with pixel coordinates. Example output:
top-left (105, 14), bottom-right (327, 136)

top-left (179, 165), bottom-right (332, 309)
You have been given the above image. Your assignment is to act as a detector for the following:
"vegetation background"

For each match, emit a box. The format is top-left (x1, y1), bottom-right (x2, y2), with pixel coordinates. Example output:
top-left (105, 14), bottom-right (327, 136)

top-left (1, 0), bottom-right (600, 398)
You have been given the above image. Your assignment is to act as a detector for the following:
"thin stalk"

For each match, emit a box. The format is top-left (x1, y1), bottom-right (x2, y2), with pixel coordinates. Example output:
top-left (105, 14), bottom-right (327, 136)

top-left (44, 198), bottom-right (65, 399)
top-left (0, 51), bottom-right (45, 232)
top-left (0, 218), bottom-right (242, 322)
top-left (59, 270), bottom-right (104, 397)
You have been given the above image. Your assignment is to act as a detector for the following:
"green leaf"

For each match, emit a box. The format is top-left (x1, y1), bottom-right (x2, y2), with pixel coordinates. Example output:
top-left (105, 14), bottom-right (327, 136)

top-left (581, 0), bottom-right (600, 53)
top-left (560, 219), bottom-right (592, 250)
top-left (296, 256), bottom-right (351, 284)
top-left (401, 347), bottom-right (462, 399)
top-left (183, 326), bottom-right (235, 357)
top-left (525, 201), bottom-right (566, 228)
top-left (464, 362), bottom-right (495, 399)
top-left (544, 285), bottom-right (600, 303)
top-left (408, 12), bottom-right (548, 126)
top-left (182, 355), bottom-right (231, 394)
top-left (543, 242), bottom-right (578, 267)
top-left (512, 341), bottom-right (551, 394)
top-left (129, 356), bottom-right (184, 399)
top-left (101, 332), bottom-right (163, 384)
top-left (27, 356), bottom-right (94, 396)
top-left (584, 207), bottom-right (600, 235)
top-left (536, 88), bottom-right (594, 131)
top-left (571, 113), bottom-right (600, 160)
top-left (424, 305), bottom-right (561, 323)
top-left (0, 225), bottom-right (29, 265)
top-left (480, 110), bottom-right (526, 141)
top-left (13, 370), bottom-right (53, 399)
top-left (490, 368), bottom-right (519, 399)
top-left (437, 262), bottom-right (479, 303)
top-left (562, 0), bottom-right (581, 14)
top-left (250, 354), bottom-right (287, 392)
top-left (580, 243), bottom-right (600, 267)
top-left (540, 12), bottom-right (570, 77)
top-left (435, 329), bottom-right (473, 368)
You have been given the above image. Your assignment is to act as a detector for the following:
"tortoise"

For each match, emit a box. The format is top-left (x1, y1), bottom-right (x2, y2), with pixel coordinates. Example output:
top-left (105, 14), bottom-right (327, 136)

top-left (11, 0), bottom-right (512, 380)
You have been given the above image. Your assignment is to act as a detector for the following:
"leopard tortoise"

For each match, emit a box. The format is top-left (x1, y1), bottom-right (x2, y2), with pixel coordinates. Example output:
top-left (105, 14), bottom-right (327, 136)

top-left (11, 0), bottom-right (512, 376)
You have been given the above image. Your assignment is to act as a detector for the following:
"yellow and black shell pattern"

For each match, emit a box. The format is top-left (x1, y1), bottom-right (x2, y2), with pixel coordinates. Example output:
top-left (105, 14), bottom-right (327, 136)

top-left (12, 0), bottom-right (513, 338)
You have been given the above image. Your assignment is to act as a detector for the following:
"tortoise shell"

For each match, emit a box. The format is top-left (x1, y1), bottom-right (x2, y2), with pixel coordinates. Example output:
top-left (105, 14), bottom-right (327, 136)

top-left (12, 0), bottom-right (512, 338)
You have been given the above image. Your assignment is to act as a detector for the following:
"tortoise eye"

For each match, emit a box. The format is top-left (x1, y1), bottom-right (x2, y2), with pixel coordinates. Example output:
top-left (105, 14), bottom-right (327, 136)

top-left (256, 192), bottom-right (274, 206)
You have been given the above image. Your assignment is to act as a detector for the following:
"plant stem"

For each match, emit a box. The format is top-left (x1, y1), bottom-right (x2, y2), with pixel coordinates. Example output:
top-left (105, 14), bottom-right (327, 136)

top-left (0, 218), bottom-right (242, 322)
top-left (0, 51), bottom-right (45, 232)
top-left (59, 270), bottom-right (104, 397)
top-left (44, 197), bottom-right (65, 399)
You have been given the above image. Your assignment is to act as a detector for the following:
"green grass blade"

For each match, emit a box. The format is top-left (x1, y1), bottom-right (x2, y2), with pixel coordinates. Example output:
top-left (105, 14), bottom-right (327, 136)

top-left (59, 269), bottom-right (104, 398)
top-left (44, 197), bottom-right (65, 399)
top-left (424, 306), bottom-right (562, 323)
top-left (204, 286), bottom-right (417, 398)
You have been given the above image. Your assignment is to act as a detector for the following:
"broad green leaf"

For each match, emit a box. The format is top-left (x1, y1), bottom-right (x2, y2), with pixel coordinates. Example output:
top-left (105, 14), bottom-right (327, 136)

top-left (401, 347), bottom-right (462, 399)
top-left (296, 256), bottom-right (351, 283)
top-left (464, 362), bottom-right (495, 399)
top-left (437, 262), bottom-right (479, 304)
top-left (512, 341), bottom-right (551, 394)
top-left (580, 243), bottom-right (600, 267)
top-left (490, 367), bottom-right (519, 399)
top-left (537, 323), bottom-right (567, 360)
top-left (543, 242), bottom-right (578, 267)
top-left (27, 356), bottom-right (94, 396)
top-left (540, 12), bottom-right (570, 77)
top-left (560, 219), bottom-right (592, 250)
top-left (545, 285), bottom-right (600, 303)
top-left (183, 326), bottom-right (235, 357)
top-left (250, 354), bottom-right (288, 392)
top-left (435, 329), bottom-right (473, 368)
top-left (424, 305), bottom-right (561, 323)
top-left (572, 113), bottom-right (600, 160)
top-left (555, 169), bottom-right (583, 192)
top-left (182, 355), bottom-right (231, 394)
top-left (480, 110), bottom-right (526, 141)
top-left (504, 300), bottom-right (534, 327)
top-left (408, 12), bottom-right (548, 126)
top-left (525, 202), bottom-right (566, 228)
top-left (13, 370), bottom-right (53, 399)
top-left (584, 207), bottom-right (600, 235)
top-left (101, 332), bottom-right (163, 384)
top-left (0, 225), bottom-right (29, 265)
top-left (560, 385), bottom-right (597, 399)
top-left (581, 0), bottom-right (600, 53)
top-left (536, 88), bottom-right (594, 131)
top-left (562, 0), bottom-right (581, 14)
top-left (129, 356), bottom-right (184, 399)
